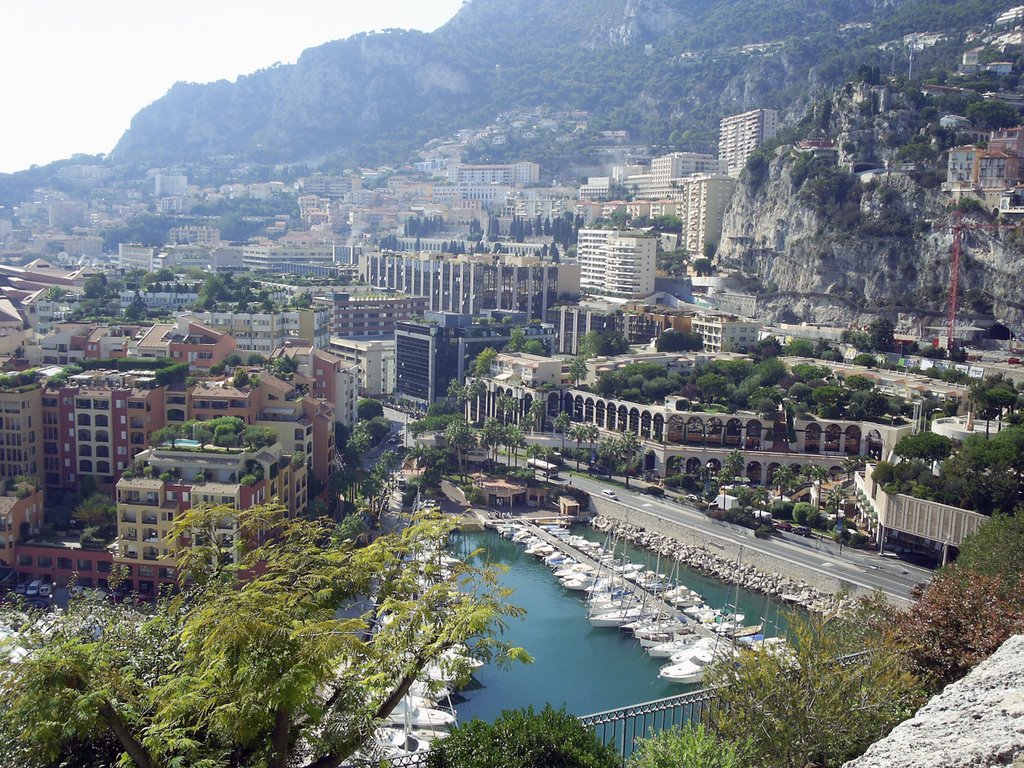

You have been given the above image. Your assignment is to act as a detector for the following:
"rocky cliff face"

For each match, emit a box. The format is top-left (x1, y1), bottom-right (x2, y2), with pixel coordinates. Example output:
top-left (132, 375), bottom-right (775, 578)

top-left (717, 86), bottom-right (1024, 334)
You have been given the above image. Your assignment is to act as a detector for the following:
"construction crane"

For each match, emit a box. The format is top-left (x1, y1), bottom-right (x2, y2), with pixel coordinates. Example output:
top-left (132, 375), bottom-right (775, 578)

top-left (945, 211), bottom-right (1016, 352)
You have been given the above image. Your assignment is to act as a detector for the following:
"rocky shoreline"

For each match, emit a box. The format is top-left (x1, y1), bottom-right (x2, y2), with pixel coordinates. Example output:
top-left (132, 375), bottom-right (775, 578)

top-left (591, 516), bottom-right (858, 616)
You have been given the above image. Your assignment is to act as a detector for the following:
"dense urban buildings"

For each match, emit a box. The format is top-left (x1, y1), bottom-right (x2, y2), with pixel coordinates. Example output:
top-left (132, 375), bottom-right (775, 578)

top-left (577, 229), bottom-right (657, 299)
top-left (718, 108), bottom-right (779, 175)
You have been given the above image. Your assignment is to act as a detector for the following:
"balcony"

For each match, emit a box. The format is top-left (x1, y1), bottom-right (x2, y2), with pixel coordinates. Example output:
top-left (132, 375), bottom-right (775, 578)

top-left (120, 512), bottom-right (137, 524)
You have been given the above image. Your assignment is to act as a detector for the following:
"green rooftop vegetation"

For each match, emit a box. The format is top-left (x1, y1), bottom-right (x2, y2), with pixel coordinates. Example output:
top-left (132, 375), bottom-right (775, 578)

top-left (150, 417), bottom-right (278, 452)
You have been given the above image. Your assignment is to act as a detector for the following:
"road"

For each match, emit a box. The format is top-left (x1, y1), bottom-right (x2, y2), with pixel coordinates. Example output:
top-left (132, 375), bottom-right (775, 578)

top-left (563, 472), bottom-right (929, 603)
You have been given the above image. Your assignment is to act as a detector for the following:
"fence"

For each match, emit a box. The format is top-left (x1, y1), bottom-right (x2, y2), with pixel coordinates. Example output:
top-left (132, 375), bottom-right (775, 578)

top-left (341, 686), bottom-right (721, 768)
top-left (578, 686), bottom-right (721, 765)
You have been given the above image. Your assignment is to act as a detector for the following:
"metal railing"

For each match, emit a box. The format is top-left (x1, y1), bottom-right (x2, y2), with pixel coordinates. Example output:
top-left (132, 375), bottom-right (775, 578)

top-left (339, 687), bottom-right (721, 768)
top-left (579, 686), bottom-right (721, 764)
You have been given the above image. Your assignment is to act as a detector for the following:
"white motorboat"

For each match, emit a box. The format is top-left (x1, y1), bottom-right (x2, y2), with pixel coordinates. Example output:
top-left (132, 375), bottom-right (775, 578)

top-left (658, 653), bottom-right (714, 684)
top-left (384, 698), bottom-right (457, 730)
top-left (647, 634), bottom-right (709, 658)
top-left (561, 575), bottom-right (595, 591)
top-left (588, 607), bottom-right (652, 628)
top-left (374, 727), bottom-right (433, 759)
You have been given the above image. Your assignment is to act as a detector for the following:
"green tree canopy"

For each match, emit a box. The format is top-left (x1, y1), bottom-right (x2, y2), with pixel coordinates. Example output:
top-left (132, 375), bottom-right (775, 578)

top-left (0, 504), bottom-right (526, 768)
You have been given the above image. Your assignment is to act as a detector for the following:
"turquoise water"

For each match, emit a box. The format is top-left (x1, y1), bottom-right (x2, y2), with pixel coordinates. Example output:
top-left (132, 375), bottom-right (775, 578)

top-left (172, 439), bottom-right (203, 448)
top-left (450, 526), bottom-right (792, 723)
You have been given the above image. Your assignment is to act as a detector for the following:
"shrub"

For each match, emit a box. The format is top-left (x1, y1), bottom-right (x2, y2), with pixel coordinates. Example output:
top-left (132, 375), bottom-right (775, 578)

top-left (628, 724), bottom-right (749, 768)
top-left (643, 486), bottom-right (665, 497)
top-left (754, 524), bottom-right (775, 539)
top-left (426, 705), bottom-right (618, 768)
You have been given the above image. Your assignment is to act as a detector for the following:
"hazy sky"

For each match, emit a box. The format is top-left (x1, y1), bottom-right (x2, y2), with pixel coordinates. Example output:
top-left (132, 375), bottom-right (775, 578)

top-left (0, 0), bottom-right (465, 174)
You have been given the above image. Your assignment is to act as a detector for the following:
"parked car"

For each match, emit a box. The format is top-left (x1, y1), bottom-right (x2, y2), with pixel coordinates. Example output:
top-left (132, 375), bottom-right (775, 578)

top-left (38, 583), bottom-right (52, 598)
top-left (773, 521), bottom-right (792, 532)
top-left (792, 525), bottom-right (812, 537)
top-left (25, 579), bottom-right (41, 597)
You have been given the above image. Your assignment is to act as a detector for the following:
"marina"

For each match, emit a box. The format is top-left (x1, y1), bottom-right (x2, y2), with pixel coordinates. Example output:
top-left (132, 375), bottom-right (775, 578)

top-left (451, 523), bottom-right (793, 723)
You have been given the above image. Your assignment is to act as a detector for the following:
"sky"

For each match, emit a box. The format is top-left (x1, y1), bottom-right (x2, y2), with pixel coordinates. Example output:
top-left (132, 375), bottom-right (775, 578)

top-left (0, 0), bottom-right (465, 174)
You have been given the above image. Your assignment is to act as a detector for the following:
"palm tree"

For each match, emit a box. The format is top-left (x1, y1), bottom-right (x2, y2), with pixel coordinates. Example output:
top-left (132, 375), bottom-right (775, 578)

top-left (444, 418), bottom-right (476, 480)
top-left (722, 449), bottom-right (745, 485)
top-left (504, 425), bottom-right (525, 468)
top-left (525, 443), bottom-right (543, 466)
top-left (479, 418), bottom-right (505, 464)
top-left (527, 399), bottom-right (546, 434)
top-left (750, 486), bottom-right (771, 518)
top-left (406, 443), bottom-right (428, 469)
top-left (583, 424), bottom-right (600, 463)
top-left (804, 465), bottom-right (830, 509)
top-left (497, 394), bottom-right (517, 426)
top-left (466, 378), bottom-right (487, 423)
top-left (567, 423), bottom-right (589, 470)
top-left (597, 437), bottom-right (620, 479)
top-left (618, 431), bottom-right (642, 488)
top-left (772, 465), bottom-right (797, 500)
top-left (825, 485), bottom-right (846, 516)
top-left (841, 456), bottom-right (864, 483)
top-left (554, 412), bottom-right (571, 451)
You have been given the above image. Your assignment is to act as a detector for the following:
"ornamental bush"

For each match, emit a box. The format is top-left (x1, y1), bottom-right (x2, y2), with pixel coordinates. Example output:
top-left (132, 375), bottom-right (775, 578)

top-left (426, 705), bottom-right (618, 768)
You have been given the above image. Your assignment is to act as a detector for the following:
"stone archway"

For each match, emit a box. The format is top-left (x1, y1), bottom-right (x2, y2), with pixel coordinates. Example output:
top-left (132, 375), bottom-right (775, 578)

top-left (745, 420), bottom-right (762, 450)
top-left (585, 397), bottom-right (595, 423)
top-left (653, 413), bottom-right (665, 442)
top-left (667, 414), bottom-right (684, 444)
top-left (706, 417), bottom-right (723, 446)
top-left (617, 405), bottom-right (629, 433)
top-left (640, 410), bottom-right (652, 439)
top-left (685, 457), bottom-right (702, 475)
top-left (706, 458), bottom-right (722, 476)
top-left (766, 462), bottom-right (781, 486)
top-left (725, 418), bottom-right (742, 447)
top-left (686, 416), bottom-right (705, 445)
top-left (844, 425), bottom-right (861, 455)
top-left (867, 429), bottom-right (883, 460)
top-left (746, 460), bottom-right (763, 485)
top-left (825, 424), bottom-right (842, 452)
top-left (805, 422), bottom-right (821, 453)
top-left (595, 400), bottom-right (606, 428)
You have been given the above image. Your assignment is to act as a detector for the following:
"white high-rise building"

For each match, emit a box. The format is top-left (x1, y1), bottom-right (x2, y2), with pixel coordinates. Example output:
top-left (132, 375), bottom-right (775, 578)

top-left (577, 229), bottom-right (656, 299)
top-left (719, 109), bottom-right (779, 176)
top-left (680, 175), bottom-right (738, 256)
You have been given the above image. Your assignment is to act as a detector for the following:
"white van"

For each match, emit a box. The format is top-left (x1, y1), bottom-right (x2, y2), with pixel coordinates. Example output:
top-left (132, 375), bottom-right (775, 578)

top-left (26, 579), bottom-right (42, 597)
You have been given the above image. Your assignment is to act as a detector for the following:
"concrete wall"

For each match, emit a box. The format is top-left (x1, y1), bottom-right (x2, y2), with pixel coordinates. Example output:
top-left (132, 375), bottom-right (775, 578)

top-left (589, 497), bottom-right (876, 599)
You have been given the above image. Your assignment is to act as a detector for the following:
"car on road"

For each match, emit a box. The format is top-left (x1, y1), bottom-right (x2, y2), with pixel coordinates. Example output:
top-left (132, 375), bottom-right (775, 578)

top-left (601, 489), bottom-right (618, 499)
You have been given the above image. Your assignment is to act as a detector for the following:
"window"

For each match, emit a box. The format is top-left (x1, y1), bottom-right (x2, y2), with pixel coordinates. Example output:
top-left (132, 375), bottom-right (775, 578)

top-left (77, 414), bottom-right (91, 426)
top-left (79, 460), bottom-right (92, 472)
top-left (94, 415), bottom-right (109, 427)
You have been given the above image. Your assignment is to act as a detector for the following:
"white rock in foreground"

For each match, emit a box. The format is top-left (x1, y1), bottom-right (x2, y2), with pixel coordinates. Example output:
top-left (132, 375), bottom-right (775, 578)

top-left (844, 634), bottom-right (1024, 768)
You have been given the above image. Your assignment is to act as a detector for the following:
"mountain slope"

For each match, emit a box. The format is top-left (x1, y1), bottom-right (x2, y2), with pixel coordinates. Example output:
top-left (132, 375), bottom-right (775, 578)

top-left (110, 0), bottom-right (1000, 168)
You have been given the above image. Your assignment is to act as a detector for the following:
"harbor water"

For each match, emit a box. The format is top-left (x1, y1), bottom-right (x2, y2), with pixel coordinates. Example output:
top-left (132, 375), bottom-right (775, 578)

top-left (450, 525), bottom-right (794, 723)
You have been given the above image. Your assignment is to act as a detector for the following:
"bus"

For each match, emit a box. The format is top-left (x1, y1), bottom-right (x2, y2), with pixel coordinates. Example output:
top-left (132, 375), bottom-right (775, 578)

top-left (527, 458), bottom-right (560, 478)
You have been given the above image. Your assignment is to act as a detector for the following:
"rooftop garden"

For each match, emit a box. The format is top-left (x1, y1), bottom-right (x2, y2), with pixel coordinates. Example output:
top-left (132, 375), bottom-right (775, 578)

top-left (0, 369), bottom-right (41, 392)
top-left (150, 417), bottom-right (278, 452)
top-left (588, 357), bottom-right (911, 425)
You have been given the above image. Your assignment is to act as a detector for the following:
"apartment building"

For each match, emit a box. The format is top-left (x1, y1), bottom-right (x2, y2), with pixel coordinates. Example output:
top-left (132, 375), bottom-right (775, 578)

top-left (0, 382), bottom-right (42, 481)
top-left (681, 174), bottom-right (738, 256)
top-left (555, 304), bottom-right (620, 355)
top-left (118, 244), bottom-right (157, 271)
top-left (184, 307), bottom-right (330, 353)
top-left (577, 229), bottom-right (657, 299)
top-left (326, 337), bottom-right (396, 396)
top-left (0, 483), bottom-right (43, 558)
top-left (274, 345), bottom-right (359, 430)
top-left (719, 108), bottom-right (779, 176)
top-left (132, 316), bottom-right (237, 368)
top-left (363, 251), bottom-right (579, 322)
top-left (490, 353), bottom-right (564, 388)
top-left (395, 313), bottom-right (556, 404)
top-left (446, 162), bottom-right (540, 186)
top-left (114, 437), bottom-right (307, 594)
top-left (241, 242), bottom-right (337, 276)
top-left (649, 153), bottom-right (728, 197)
top-left (329, 292), bottom-right (428, 338)
top-left (41, 370), bottom-right (167, 495)
top-left (168, 226), bottom-right (219, 246)
top-left (691, 313), bottom-right (761, 353)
